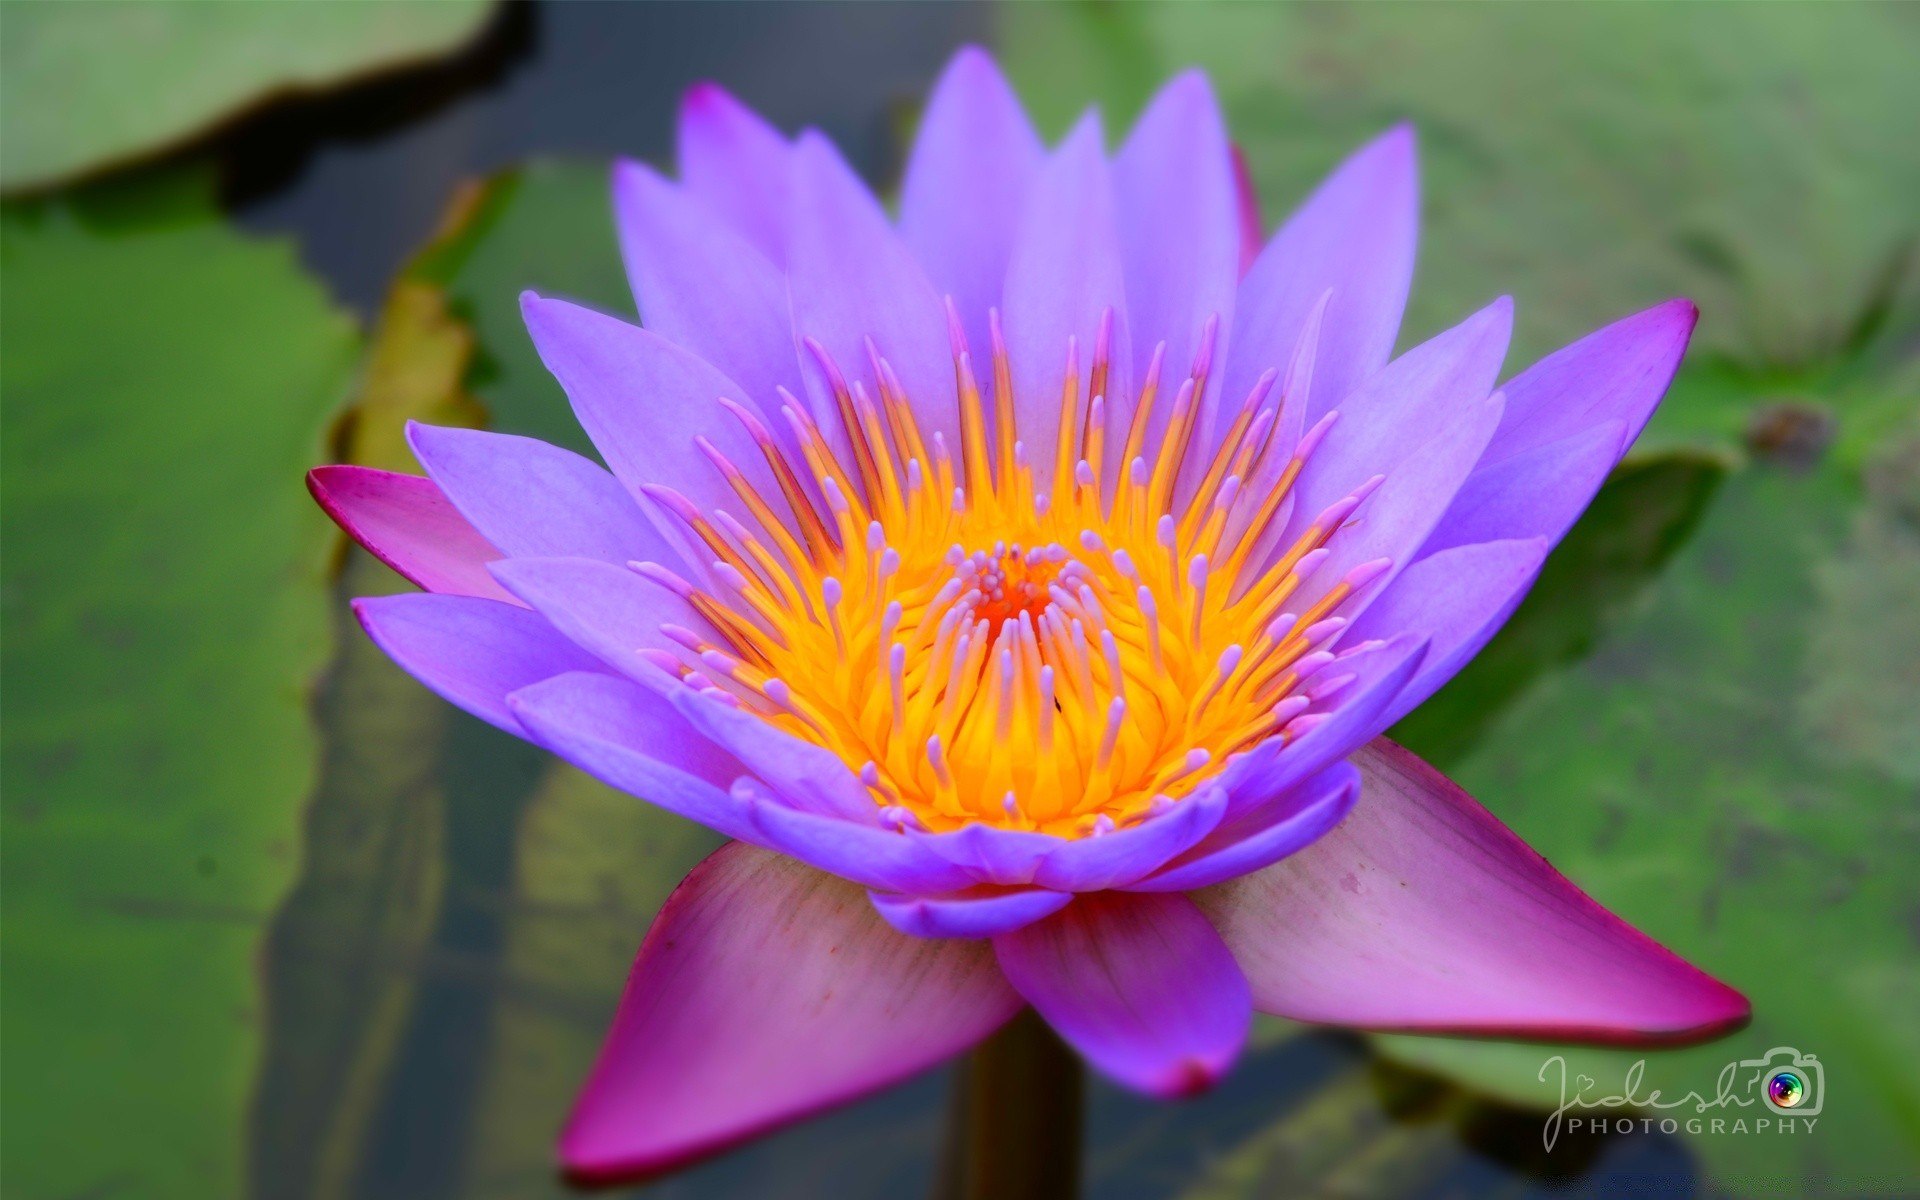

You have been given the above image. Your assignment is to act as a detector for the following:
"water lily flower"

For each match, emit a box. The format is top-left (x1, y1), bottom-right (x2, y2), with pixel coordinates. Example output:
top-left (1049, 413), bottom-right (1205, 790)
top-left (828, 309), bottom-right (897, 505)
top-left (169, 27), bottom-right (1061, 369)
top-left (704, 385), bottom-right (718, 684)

top-left (309, 48), bottom-right (1748, 1182)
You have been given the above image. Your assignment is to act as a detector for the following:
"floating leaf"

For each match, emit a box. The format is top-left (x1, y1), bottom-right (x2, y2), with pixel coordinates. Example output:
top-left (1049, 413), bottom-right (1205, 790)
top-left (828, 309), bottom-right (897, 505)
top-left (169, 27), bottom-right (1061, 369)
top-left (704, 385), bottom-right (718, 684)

top-left (0, 170), bottom-right (357, 1197)
top-left (1380, 432), bottom-right (1920, 1190)
top-left (1391, 453), bottom-right (1726, 768)
top-left (1, 0), bottom-right (498, 192)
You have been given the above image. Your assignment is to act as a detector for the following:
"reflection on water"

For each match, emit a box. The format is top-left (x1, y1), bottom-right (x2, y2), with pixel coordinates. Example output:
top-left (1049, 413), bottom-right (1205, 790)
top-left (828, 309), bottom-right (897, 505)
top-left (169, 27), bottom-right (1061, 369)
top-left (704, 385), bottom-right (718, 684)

top-left (233, 3), bottom-right (1700, 1196)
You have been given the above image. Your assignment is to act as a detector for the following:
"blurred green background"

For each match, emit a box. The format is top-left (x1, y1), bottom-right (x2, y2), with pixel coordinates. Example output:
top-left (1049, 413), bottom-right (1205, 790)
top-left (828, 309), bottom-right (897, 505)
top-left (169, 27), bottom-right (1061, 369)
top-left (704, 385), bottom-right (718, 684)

top-left (2, 3), bottom-right (1915, 1198)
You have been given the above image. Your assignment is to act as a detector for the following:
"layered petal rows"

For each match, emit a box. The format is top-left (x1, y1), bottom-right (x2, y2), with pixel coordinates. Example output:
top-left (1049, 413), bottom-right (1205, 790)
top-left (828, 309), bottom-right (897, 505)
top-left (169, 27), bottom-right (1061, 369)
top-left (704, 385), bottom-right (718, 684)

top-left (311, 46), bottom-right (1742, 1180)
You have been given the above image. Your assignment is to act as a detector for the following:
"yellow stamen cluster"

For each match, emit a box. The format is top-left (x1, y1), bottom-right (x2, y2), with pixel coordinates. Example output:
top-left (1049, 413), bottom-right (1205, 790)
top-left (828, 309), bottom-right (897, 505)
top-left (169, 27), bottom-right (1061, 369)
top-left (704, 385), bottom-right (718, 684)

top-left (639, 307), bottom-right (1387, 838)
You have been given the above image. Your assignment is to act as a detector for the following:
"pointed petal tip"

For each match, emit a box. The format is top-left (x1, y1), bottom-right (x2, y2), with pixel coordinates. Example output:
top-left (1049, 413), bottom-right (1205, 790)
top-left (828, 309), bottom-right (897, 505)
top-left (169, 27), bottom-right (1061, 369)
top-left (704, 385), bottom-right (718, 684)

top-left (304, 464), bottom-right (342, 508)
top-left (1153, 1054), bottom-right (1231, 1099)
top-left (943, 42), bottom-right (999, 77)
top-left (610, 156), bottom-right (658, 197)
top-left (1649, 295), bottom-right (1701, 337)
top-left (679, 79), bottom-right (738, 117)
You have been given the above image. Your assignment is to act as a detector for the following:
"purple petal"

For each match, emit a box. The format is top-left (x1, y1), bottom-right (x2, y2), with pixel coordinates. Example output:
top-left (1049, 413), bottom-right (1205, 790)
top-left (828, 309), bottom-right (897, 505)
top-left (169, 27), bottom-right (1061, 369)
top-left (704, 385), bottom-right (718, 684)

top-left (1214, 633), bottom-right (1427, 822)
top-left (1282, 298), bottom-right (1511, 552)
top-left (406, 423), bottom-right (675, 565)
top-left (485, 555), bottom-right (713, 676)
top-left (507, 671), bottom-right (757, 842)
top-left (1345, 538), bottom-right (1549, 728)
top-left (740, 785), bottom-right (977, 894)
top-left (662, 680), bottom-right (878, 824)
top-left (1197, 740), bottom-right (1750, 1042)
top-left (518, 294), bottom-right (787, 542)
top-left (1127, 764), bottom-right (1359, 892)
top-left (994, 893), bottom-right (1251, 1096)
top-left (307, 466), bottom-right (514, 603)
top-left (561, 843), bottom-right (1018, 1183)
top-left (1002, 111), bottom-right (1133, 496)
top-left (1029, 786), bottom-right (1228, 892)
top-left (1290, 391), bottom-right (1505, 623)
top-left (789, 130), bottom-right (955, 480)
top-left (1220, 125), bottom-right (1417, 434)
top-left (613, 160), bottom-right (803, 458)
top-left (913, 822), bottom-right (1062, 887)
top-left (1419, 421), bottom-right (1624, 558)
top-left (676, 83), bottom-right (792, 263)
top-left (869, 885), bottom-right (1072, 940)
top-left (1487, 299), bottom-right (1696, 466)
top-left (1231, 146), bottom-right (1261, 275)
top-left (899, 46), bottom-right (1043, 358)
top-left (353, 593), bottom-right (608, 734)
top-left (1114, 70), bottom-right (1239, 460)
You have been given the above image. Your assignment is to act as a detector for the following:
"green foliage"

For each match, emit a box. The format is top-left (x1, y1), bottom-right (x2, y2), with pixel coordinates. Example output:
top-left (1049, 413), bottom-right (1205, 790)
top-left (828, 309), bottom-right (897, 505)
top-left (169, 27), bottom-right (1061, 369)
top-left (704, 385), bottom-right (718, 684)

top-left (0, 171), bottom-right (358, 1197)
top-left (1, 0), bottom-right (497, 192)
top-left (1392, 453), bottom-right (1726, 768)
top-left (1380, 432), bottom-right (1920, 1188)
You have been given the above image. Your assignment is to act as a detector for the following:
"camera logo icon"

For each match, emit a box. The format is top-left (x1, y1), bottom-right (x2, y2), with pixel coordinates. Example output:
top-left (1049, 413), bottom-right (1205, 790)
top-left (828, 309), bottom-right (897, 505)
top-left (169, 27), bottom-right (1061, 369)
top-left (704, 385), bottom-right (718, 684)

top-left (1739, 1046), bottom-right (1823, 1116)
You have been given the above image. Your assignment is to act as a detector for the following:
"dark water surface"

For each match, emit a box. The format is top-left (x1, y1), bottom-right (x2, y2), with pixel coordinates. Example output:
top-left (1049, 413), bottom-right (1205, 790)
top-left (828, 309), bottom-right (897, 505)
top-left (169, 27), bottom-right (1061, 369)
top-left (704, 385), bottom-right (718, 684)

top-left (217, 4), bottom-right (1698, 1197)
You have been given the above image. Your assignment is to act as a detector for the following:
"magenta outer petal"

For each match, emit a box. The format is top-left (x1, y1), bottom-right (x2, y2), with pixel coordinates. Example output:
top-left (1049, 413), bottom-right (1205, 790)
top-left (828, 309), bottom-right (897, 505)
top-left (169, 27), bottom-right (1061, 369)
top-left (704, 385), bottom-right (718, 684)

top-left (307, 466), bottom-right (514, 603)
top-left (1128, 763), bottom-right (1359, 893)
top-left (613, 160), bottom-right (803, 457)
top-left (1196, 740), bottom-right (1751, 1042)
top-left (508, 671), bottom-right (758, 843)
top-left (518, 294), bottom-right (787, 543)
top-left (789, 131), bottom-right (955, 475)
top-left (739, 784), bottom-right (977, 895)
top-left (676, 82), bottom-right (792, 263)
top-left (1115, 70), bottom-right (1239, 462)
top-left (353, 593), bottom-right (608, 734)
top-left (1215, 633), bottom-right (1427, 822)
top-left (406, 423), bottom-right (676, 566)
top-left (1221, 124), bottom-right (1417, 435)
top-left (899, 46), bottom-right (1043, 357)
top-left (1346, 538), bottom-right (1549, 729)
top-left (1486, 298), bottom-right (1696, 466)
top-left (869, 885), bottom-right (1072, 940)
top-left (1029, 785), bottom-right (1228, 892)
top-left (995, 893), bottom-right (1251, 1097)
top-left (1002, 111), bottom-right (1133, 496)
top-left (561, 843), bottom-right (1019, 1184)
top-left (1419, 421), bottom-right (1623, 559)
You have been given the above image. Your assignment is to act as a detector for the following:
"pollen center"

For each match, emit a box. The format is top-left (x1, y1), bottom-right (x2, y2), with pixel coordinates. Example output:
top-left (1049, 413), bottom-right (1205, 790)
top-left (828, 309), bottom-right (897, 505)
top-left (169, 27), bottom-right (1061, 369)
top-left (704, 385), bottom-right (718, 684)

top-left (952, 543), bottom-right (1073, 631)
top-left (638, 306), bottom-right (1390, 838)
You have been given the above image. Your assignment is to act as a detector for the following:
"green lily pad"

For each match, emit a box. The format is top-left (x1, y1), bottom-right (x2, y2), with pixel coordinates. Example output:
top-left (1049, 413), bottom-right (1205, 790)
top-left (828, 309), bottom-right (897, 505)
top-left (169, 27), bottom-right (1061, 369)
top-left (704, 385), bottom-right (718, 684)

top-left (0, 171), bottom-right (358, 1197)
top-left (1, 0), bottom-right (497, 193)
top-left (1378, 426), bottom-right (1920, 1191)
top-left (1390, 452), bottom-right (1726, 768)
top-left (1001, 1), bottom-right (1920, 372)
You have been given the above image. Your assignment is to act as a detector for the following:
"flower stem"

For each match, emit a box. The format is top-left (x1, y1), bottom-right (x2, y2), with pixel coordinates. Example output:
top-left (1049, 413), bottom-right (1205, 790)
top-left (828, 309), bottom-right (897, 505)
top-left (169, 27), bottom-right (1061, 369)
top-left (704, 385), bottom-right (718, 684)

top-left (934, 1009), bottom-right (1084, 1200)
